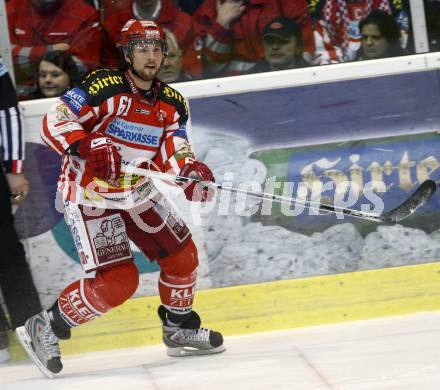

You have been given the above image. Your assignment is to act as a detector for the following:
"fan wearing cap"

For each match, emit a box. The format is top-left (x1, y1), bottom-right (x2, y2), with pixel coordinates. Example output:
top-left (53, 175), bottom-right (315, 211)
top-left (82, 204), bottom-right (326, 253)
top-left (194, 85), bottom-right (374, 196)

top-left (15, 19), bottom-right (224, 378)
top-left (248, 17), bottom-right (310, 74)
top-left (193, 0), bottom-right (315, 77)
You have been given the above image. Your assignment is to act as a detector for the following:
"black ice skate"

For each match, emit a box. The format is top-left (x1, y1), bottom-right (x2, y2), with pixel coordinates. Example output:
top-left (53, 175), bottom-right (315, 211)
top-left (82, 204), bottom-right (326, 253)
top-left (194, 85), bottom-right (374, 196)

top-left (15, 310), bottom-right (63, 378)
top-left (158, 305), bottom-right (226, 357)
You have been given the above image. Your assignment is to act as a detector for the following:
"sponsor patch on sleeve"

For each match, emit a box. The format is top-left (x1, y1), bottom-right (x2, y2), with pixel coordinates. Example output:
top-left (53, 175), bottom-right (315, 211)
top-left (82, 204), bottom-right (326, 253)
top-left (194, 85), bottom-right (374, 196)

top-left (174, 125), bottom-right (188, 140)
top-left (60, 87), bottom-right (87, 115)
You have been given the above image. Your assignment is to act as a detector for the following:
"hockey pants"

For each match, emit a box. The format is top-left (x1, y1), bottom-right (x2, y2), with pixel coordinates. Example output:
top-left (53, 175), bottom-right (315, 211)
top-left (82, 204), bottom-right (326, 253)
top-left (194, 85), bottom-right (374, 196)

top-left (55, 199), bottom-right (199, 327)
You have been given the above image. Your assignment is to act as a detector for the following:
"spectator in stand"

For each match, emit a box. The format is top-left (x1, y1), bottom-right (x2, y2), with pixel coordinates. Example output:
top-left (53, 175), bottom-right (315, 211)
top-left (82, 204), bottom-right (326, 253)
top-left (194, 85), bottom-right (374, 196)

top-left (311, 0), bottom-right (409, 64)
top-left (6, 0), bottom-right (100, 99)
top-left (354, 10), bottom-right (407, 60)
top-left (248, 17), bottom-right (309, 74)
top-left (0, 57), bottom-right (43, 363)
top-left (177, 0), bottom-right (205, 14)
top-left (102, 0), bottom-right (194, 68)
top-left (101, 0), bottom-right (131, 20)
top-left (30, 51), bottom-right (81, 99)
top-left (157, 29), bottom-right (193, 83)
top-left (425, 0), bottom-right (440, 52)
top-left (192, 0), bottom-right (315, 78)
top-left (85, 0), bottom-right (102, 12)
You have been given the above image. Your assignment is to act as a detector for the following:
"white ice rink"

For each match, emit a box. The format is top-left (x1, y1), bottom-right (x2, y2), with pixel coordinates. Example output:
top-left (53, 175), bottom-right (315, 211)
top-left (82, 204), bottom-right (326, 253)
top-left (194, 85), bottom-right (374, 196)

top-left (1, 311), bottom-right (440, 390)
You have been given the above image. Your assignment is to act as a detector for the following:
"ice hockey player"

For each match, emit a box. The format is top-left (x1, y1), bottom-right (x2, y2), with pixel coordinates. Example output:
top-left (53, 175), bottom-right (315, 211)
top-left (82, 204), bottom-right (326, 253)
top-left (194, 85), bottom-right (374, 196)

top-left (15, 19), bottom-right (225, 378)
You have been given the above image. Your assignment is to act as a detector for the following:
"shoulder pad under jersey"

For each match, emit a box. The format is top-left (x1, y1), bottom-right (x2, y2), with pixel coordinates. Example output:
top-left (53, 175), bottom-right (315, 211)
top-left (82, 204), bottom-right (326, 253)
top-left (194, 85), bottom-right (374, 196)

top-left (158, 82), bottom-right (189, 125)
top-left (80, 68), bottom-right (128, 106)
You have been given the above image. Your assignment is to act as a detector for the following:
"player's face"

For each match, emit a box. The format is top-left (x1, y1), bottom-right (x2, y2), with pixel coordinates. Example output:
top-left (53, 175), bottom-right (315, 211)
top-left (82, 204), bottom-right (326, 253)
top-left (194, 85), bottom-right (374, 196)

top-left (158, 38), bottom-right (182, 83)
top-left (38, 60), bottom-right (70, 97)
top-left (130, 41), bottom-right (164, 81)
top-left (263, 35), bottom-right (300, 68)
top-left (361, 24), bottom-right (389, 59)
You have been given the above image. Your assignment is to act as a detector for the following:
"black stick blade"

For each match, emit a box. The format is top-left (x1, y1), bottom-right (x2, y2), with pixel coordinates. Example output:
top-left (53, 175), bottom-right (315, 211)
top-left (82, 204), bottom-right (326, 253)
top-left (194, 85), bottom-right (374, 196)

top-left (381, 180), bottom-right (437, 223)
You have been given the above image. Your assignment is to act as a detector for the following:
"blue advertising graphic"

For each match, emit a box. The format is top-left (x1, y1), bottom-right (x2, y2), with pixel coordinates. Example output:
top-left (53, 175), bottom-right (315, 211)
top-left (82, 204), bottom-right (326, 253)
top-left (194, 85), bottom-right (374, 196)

top-left (189, 70), bottom-right (440, 234)
top-left (285, 136), bottom-right (440, 209)
top-left (250, 134), bottom-right (440, 233)
top-left (16, 69), bottom-right (440, 292)
top-left (190, 70), bottom-right (440, 150)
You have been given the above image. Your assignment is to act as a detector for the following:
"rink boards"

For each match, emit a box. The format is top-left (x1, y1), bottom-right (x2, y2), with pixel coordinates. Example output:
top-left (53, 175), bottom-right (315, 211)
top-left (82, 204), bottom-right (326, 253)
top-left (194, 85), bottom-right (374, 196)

top-left (9, 54), bottom-right (440, 360)
top-left (9, 261), bottom-right (440, 360)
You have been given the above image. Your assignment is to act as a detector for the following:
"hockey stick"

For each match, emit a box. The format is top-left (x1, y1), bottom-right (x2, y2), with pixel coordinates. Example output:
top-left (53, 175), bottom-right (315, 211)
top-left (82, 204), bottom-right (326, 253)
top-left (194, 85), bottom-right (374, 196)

top-left (123, 167), bottom-right (437, 223)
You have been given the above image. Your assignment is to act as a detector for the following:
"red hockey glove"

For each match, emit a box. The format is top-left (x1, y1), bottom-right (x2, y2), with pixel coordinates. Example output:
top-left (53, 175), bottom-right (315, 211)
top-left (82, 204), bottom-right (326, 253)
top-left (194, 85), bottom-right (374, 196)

top-left (179, 161), bottom-right (215, 202)
top-left (77, 132), bottom-right (122, 186)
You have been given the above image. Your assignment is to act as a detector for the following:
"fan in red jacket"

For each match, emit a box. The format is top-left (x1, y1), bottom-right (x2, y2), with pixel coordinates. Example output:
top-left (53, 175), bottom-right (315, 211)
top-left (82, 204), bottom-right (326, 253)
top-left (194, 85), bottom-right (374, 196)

top-left (6, 0), bottom-right (100, 98)
top-left (192, 0), bottom-right (315, 77)
top-left (102, 0), bottom-right (201, 75)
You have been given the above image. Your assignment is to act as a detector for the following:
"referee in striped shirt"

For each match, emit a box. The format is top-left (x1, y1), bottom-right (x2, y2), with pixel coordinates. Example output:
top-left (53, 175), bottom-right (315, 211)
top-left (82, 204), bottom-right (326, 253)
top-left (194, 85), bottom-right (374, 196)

top-left (0, 56), bottom-right (42, 362)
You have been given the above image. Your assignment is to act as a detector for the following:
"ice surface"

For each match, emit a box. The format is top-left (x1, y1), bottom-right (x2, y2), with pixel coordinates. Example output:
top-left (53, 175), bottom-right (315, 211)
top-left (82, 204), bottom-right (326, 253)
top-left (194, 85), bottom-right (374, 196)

top-left (2, 311), bottom-right (440, 390)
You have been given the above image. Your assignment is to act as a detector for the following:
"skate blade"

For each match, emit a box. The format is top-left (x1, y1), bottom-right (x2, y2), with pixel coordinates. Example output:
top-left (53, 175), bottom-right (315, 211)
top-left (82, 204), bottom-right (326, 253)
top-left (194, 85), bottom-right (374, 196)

top-left (15, 326), bottom-right (55, 379)
top-left (167, 344), bottom-right (226, 357)
top-left (0, 348), bottom-right (10, 364)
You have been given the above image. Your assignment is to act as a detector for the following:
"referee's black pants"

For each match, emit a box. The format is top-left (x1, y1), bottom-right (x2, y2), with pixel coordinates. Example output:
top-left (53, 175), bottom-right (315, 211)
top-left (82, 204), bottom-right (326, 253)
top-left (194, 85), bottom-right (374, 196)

top-left (0, 168), bottom-right (41, 331)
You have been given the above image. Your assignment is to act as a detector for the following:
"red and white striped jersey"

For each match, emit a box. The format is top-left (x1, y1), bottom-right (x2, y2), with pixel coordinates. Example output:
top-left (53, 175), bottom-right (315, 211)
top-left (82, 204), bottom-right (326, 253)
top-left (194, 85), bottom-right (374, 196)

top-left (41, 68), bottom-right (195, 208)
top-left (313, 0), bottom-right (391, 64)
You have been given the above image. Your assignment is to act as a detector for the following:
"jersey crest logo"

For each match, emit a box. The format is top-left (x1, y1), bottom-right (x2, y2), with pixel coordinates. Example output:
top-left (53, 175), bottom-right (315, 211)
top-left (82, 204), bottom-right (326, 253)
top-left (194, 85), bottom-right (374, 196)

top-left (157, 109), bottom-right (167, 121)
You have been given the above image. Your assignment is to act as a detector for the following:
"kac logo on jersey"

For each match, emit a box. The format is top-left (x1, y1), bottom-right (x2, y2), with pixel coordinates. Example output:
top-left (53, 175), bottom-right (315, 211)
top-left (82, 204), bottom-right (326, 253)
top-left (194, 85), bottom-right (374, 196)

top-left (107, 117), bottom-right (162, 147)
top-left (61, 88), bottom-right (87, 115)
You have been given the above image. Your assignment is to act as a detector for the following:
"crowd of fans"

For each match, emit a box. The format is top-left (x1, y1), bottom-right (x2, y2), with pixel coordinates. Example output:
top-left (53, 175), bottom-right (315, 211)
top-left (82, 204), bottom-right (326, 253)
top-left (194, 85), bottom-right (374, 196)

top-left (3, 0), bottom-right (438, 100)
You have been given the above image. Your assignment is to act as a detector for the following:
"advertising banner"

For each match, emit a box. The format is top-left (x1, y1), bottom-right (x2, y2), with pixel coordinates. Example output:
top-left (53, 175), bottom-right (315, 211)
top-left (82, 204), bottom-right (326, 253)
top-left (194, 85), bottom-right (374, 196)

top-left (250, 133), bottom-right (440, 234)
top-left (16, 70), bottom-right (440, 304)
